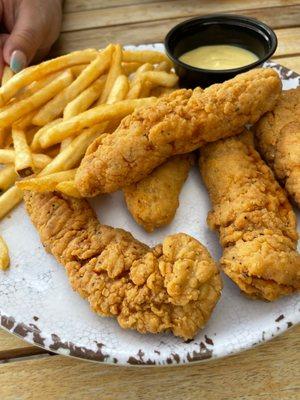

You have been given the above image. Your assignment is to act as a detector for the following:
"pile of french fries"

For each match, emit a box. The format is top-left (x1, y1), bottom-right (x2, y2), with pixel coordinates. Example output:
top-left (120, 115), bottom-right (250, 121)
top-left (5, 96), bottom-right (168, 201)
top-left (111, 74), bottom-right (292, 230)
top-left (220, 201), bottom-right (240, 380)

top-left (0, 44), bottom-right (178, 269)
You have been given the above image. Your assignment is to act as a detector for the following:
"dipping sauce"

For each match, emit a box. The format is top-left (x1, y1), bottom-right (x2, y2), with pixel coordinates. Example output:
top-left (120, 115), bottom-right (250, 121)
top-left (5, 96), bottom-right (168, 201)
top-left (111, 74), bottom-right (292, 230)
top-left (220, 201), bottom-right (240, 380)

top-left (179, 44), bottom-right (259, 70)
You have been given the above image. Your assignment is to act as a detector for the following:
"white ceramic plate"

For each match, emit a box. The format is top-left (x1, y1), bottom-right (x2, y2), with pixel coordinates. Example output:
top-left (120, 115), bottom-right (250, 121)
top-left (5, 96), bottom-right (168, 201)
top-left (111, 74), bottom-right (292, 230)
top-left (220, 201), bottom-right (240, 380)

top-left (0, 44), bottom-right (299, 366)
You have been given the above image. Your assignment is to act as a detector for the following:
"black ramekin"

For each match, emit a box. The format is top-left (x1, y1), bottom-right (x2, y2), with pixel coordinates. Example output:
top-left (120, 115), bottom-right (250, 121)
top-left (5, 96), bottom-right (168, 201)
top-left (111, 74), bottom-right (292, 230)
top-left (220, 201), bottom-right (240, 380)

top-left (164, 14), bottom-right (278, 88)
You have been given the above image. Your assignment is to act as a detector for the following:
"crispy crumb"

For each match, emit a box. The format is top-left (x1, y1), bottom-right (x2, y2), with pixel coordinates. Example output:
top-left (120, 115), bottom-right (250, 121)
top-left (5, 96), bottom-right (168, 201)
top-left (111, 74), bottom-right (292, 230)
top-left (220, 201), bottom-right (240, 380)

top-left (254, 88), bottom-right (300, 206)
top-left (75, 68), bottom-right (281, 196)
top-left (24, 191), bottom-right (222, 339)
top-left (124, 153), bottom-right (194, 231)
top-left (199, 131), bottom-right (300, 301)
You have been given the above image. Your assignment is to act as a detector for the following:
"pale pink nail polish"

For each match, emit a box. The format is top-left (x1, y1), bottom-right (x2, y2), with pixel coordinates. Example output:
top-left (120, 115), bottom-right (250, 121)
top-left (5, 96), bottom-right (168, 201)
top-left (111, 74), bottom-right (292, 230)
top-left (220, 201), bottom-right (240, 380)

top-left (10, 50), bottom-right (27, 73)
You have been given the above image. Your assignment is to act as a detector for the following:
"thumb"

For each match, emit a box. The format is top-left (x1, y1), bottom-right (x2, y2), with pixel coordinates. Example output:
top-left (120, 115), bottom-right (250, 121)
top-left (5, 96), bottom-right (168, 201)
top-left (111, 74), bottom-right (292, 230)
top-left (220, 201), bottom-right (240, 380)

top-left (3, 6), bottom-right (44, 72)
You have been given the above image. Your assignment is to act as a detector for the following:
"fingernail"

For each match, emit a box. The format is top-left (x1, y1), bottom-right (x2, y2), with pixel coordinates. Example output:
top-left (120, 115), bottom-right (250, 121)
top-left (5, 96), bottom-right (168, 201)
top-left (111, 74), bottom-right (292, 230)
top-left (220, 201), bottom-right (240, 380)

top-left (10, 50), bottom-right (27, 73)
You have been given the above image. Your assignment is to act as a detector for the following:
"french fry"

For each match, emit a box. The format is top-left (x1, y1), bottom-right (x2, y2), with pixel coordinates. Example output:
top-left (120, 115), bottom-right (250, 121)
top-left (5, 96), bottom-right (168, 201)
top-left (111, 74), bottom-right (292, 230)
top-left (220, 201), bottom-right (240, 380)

top-left (98, 44), bottom-right (123, 104)
top-left (139, 81), bottom-right (153, 98)
top-left (0, 150), bottom-right (16, 163)
top-left (138, 71), bottom-right (178, 87)
top-left (0, 165), bottom-right (17, 193)
top-left (63, 75), bottom-right (106, 120)
top-left (12, 128), bottom-right (35, 177)
top-left (126, 80), bottom-right (143, 99)
top-left (0, 48), bottom-right (99, 105)
top-left (150, 86), bottom-right (176, 98)
top-left (0, 149), bottom-right (51, 169)
top-left (33, 46), bottom-right (113, 126)
top-left (129, 70), bottom-right (177, 99)
top-left (60, 137), bottom-right (73, 151)
top-left (32, 154), bottom-right (52, 169)
top-left (126, 63), bottom-right (154, 99)
top-left (44, 145), bottom-right (60, 159)
top-left (16, 72), bottom-right (62, 101)
top-left (155, 61), bottom-right (171, 72)
top-left (122, 62), bottom-right (142, 75)
top-left (54, 180), bottom-right (82, 198)
top-left (70, 64), bottom-right (88, 77)
top-left (25, 127), bottom-right (39, 146)
top-left (135, 63), bottom-right (154, 73)
top-left (17, 169), bottom-right (77, 192)
top-left (0, 72), bottom-right (62, 114)
top-left (40, 123), bottom-right (108, 176)
top-left (0, 70), bottom-right (73, 129)
top-left (0, 73), bottom-right (61, 118)
top-left (0, 236), bottom-right (10, 270)
top-left (4, 134), bottom-right (12, 148)
top-left (31, 118), bottom-right (63, 152)
top-left (0, 186), bottom-right (23, 220)
top-left (0, 129), bottom-right (8, 147)
top-left (1, 66), bottom-right (14, 85)
top-left (107, 75), bottom-right (129, 104)
top-left (122, 50), bottom-right (172, 68)
top-left (13, 110), bottom-right (36, 130)
top-left (39, 97), bottom-right (156, 148)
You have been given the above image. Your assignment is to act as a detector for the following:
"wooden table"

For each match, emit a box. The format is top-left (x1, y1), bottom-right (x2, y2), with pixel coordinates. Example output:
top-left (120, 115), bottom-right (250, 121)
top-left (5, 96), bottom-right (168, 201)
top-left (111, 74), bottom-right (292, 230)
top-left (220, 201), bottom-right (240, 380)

top-left (1, 1), bottom-right (300, 399)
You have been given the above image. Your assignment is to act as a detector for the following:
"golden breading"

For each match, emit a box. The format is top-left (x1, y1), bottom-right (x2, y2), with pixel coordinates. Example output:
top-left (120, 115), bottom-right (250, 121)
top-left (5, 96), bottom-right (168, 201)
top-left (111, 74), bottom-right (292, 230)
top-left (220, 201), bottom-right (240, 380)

top-left (24, 191), bottom-right (222, 340)
top-left (199, 131), bottom-right (300, 301)
top-left (254, 88), bottom-right (300, 206)
top-left (75, 68), bottom-right (281, 196)
top-left (124, 154), bottom-right (194, 231)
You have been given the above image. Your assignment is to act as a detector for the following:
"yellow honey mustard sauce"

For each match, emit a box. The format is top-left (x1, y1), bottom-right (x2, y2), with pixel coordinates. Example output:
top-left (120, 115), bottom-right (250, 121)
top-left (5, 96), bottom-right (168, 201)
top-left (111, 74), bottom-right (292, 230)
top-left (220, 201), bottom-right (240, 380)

top-left (179, 44), bottom-right (259, 70)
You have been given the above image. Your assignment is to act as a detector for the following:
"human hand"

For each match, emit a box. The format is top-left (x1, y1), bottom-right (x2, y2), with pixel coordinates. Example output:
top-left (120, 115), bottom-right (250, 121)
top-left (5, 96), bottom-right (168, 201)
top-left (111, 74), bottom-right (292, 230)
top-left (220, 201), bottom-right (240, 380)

top-left (0, 0), bottom-right (63, 75)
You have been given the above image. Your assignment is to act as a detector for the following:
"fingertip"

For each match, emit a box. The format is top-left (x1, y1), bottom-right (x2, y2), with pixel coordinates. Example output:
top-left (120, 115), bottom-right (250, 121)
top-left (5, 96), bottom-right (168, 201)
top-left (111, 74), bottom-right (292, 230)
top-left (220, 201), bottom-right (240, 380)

top-left (9, 50), bottom-right (27, 73)
top-left (3, 41), bottom-right (14, 66)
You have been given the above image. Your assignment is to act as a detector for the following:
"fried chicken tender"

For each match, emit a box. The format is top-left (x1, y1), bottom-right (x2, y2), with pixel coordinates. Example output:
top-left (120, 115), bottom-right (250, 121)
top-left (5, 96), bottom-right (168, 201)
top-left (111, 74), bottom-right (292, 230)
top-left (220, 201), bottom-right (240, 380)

top-left (123, 153), bottom-right (194, 232)
top-left (23, 191), bottom-right (222, 339)
top-left (199, 131), bottom-right (300, 301)
top-left (75, 68), bottom-right (281, 196)
top-left (254, 88), bottom-right (300, 206)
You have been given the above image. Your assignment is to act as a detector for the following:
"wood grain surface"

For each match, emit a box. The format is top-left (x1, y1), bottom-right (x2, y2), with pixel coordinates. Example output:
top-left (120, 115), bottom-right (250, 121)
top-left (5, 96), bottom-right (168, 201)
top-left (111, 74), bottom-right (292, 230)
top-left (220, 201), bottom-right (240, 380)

top-left (1, 1), bottom-right (299, 399)
top-left (0, 326), bottom-right (299, 400)
top-left (0, 330), bottom-right (45, 360)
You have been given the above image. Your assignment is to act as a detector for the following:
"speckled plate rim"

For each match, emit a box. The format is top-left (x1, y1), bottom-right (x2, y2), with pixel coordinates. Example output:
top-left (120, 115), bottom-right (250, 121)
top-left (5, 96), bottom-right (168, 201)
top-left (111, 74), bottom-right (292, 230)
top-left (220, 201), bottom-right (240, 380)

top-left (0, 310), bottom-right (298, 367)
top-left (0, 44), bottom-right (299, 367)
